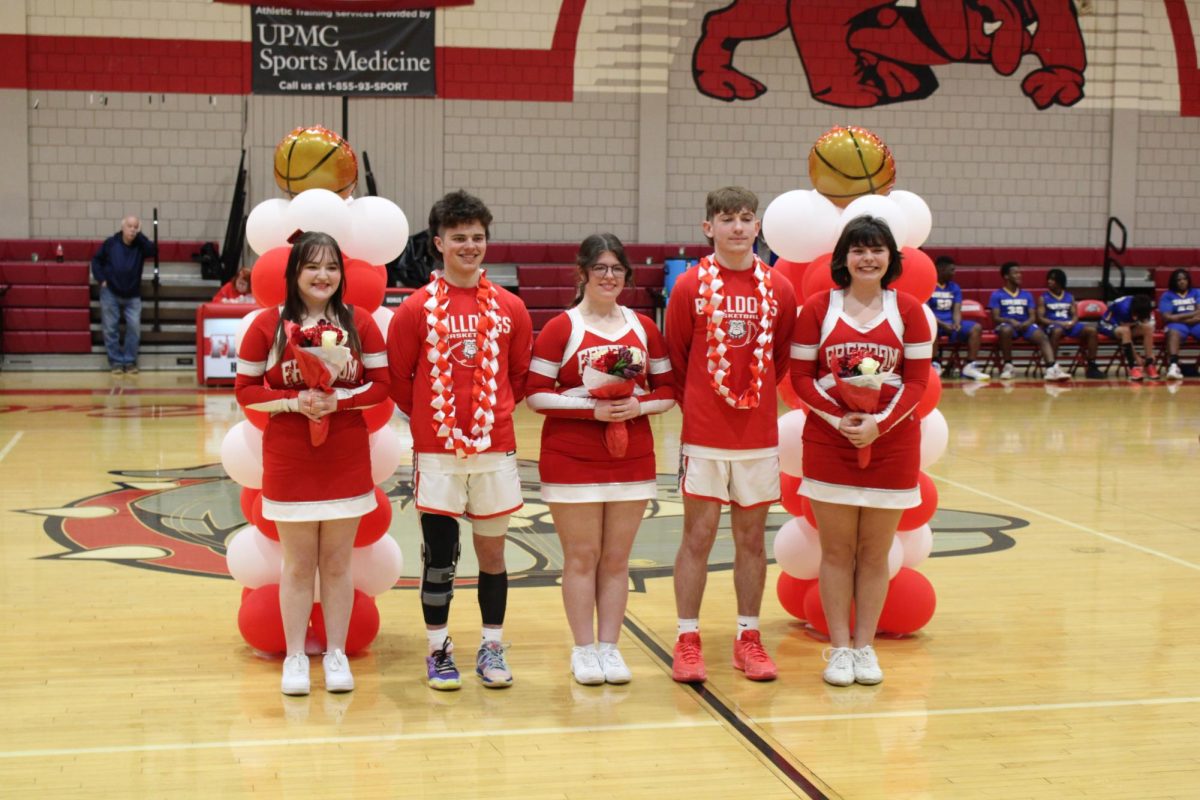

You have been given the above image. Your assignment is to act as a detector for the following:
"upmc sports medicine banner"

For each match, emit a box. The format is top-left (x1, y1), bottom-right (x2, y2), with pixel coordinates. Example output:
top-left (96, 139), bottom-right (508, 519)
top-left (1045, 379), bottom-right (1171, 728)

top-left (251, 6), bottom-right (435, 96)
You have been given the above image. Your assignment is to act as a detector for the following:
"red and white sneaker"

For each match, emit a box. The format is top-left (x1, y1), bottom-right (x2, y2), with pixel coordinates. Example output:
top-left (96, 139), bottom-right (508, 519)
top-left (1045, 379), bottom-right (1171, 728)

top-left (671, 632), bottom-right (707, 683)
top-left (732, 630), bottom-right (778, 681)
top-left (1146, 362), bottom-right (1161, 380)
top-left (1129, 366), bottom-right (1144, 382)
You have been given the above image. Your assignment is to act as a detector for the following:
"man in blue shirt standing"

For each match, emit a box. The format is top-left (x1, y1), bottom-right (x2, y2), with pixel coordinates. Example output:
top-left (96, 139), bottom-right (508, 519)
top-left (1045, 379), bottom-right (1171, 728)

top-left (988, 262), bottom-right (1069, 381)
top-left (91, 216), bottom-right (156, 374)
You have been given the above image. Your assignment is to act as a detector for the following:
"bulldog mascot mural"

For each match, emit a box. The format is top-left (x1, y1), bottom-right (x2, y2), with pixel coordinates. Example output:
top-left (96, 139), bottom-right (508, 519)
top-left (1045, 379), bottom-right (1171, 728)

top-left (693, 0), bottom-right (1088, 109)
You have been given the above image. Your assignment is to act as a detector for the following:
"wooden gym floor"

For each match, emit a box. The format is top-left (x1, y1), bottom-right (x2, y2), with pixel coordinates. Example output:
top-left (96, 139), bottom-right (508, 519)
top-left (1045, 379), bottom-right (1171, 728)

top-left (1, 371), bottom-right (1198, 798)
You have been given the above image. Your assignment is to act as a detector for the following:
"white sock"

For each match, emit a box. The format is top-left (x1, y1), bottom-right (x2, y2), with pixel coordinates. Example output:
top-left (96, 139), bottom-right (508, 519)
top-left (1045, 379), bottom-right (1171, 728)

top-left (481, 627), bottom-right (503, 644)
top-left (426, 626), bottom-right (449, 653)
top-left (677, 618), bottom-right (700, 637)
top-left (737, 616), bottom-right (759, 639)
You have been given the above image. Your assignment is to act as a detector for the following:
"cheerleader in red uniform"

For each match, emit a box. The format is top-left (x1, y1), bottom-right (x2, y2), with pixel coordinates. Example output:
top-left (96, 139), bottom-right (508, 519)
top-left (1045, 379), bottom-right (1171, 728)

top-left (526, 234), bottom-right (675, 685)
top-left (235, 231), bottom-right (389, 696)
top-left (790, 216), bottom-right (931, 687)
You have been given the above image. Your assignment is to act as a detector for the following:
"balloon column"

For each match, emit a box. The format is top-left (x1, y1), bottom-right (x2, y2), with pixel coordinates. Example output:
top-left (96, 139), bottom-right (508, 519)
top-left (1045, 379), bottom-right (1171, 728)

top-left (222, 125), bottom-right (407, 656)
top-left (770, 126), bottom-right (947, 637)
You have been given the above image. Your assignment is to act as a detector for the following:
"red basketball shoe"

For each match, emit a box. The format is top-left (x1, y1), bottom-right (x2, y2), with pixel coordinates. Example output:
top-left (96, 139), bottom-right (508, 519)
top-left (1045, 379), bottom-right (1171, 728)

top-left (1146, 363), bottom-right (1161, 380)
top-left (1129, 366), bottom-right (1144, 382)
top-left (671, 632), bottom-right (707, 682)
top-left (732, 630), bottom-right (778, 681)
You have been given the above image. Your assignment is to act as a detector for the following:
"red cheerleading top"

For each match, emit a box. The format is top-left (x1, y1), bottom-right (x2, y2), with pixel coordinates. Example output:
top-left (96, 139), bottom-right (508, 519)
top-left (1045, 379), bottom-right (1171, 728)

top-left (387, 278), bottom-right (532, 455)
top-left (664, 259), bottom-right (796, 453)
top-left (234, 305), bottom-right (390, 412)
top-left (526, 306), bottom-right (675, 465)
top-left (790, 288), bottom-right (932, 439)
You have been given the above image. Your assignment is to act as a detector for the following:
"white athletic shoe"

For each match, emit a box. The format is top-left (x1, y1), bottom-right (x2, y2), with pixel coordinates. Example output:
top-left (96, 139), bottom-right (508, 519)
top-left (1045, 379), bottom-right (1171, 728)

top-left (1043, 364), bottom-right (1070, 382)
top-left (1166, 363), bottom-right (1184, 380)
top-left (571, 645), bottom-right (605, 686)
top-left (281, 653), bottom-right (311, 696)
top-left (596, 643), bottom-right (632, 684)
top-left (961, 362), bottom-right (990, 381)
top-left (322, 649), bottom-right (355, 693)
top-left (852, 645), bottom-right (884, 685)
top-left (999, 362), bottom-right (1015, 381)
top-left (822, 647), bottom-right (855, 687)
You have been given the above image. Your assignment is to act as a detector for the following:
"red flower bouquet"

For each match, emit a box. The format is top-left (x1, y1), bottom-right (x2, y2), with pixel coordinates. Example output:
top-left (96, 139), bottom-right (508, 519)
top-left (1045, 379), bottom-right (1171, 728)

top-left (581, 346), bottom-right (645, 458)
top-left (286, 320), bottom-right (351, 446)
top-left (832, 351), bottom-right (889, 468)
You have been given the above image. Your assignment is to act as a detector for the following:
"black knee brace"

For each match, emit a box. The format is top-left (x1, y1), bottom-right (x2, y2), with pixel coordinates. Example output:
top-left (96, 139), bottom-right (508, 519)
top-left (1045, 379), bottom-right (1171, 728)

top-left (420, 514), bottom-right (461, 626)
top-left (477, 570), bottom-right (508, 627)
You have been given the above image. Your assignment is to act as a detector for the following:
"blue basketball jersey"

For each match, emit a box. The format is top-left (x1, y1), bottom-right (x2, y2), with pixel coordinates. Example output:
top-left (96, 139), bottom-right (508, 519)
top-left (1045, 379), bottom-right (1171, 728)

top-left (928, 281), bottom-right (962, 323)
top-left (1158, 288), bottom-right (1200, 316)
top-left (988, 287), bottom-right (1034, 323)
top-left (1102, 295), bottom-right (1136, 325)
top-left (1043, 290), bottom-right (1074, 322)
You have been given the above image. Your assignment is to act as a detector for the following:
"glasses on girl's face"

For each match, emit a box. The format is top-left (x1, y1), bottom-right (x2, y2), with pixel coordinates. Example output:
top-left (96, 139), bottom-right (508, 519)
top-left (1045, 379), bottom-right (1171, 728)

top-left (589, 263), bottom-right (625, 277)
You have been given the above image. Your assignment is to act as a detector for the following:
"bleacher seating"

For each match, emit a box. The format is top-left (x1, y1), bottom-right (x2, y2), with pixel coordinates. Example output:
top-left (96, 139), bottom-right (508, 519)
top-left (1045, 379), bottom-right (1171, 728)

top-left (516, 264), bottom-right (665, 336)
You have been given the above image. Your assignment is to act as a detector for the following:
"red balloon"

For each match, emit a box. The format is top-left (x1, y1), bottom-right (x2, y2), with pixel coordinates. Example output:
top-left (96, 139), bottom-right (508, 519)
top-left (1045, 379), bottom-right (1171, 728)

top-left (898, 472), bottom-right (938, 531)
top-left (310, 590), bottom-right (380, 655)
top-left (238, 584), bottom-right (286, 654)
top-left (800, 495), bottom-right (818, 528)
top-left (244, 407), bottom-right (269, 431)
top-left (878, 567), bottom-right (937, 634)
top-left (803, 582), bottom-right (855, 636)
top-left (802, 253), bottom-right (836, 299)
top-left (779, 473), bottom-right (804, 516)
top-left (251, 247), bottom-right (290, 307)
top-left (239, 487), bottom-right (260, 525)
top-left (354, 486), bottom-right (392, 547)
top-left (776, 573), bottom-right (817, 620)
top-left (241, 586), bottom-right (253, 602)
top-left (916, 370), bottom-right (942, 418)
top-left (777, 378), bottom-right (808, 411)
top-left (773, 258), bottom-right (808, 292)
top-left (252, 492), bottom-right (280, 541)
top-left (343, 261), bottom-right (386, 312)
top-left (893, 248), bottom-right (937, 303)
top-left (362, 398), bottom-right (395, 432)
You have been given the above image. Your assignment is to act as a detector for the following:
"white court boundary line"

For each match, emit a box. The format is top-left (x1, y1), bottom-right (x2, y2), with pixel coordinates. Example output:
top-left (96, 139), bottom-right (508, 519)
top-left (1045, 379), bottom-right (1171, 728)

top-left (0, 431), bottom-right (22, 463)
top-left (4, 695), bottom-right (1199, 760)
top-left (761, 695), bottom-right (1200, 724)
top-left (929, 471), bottom-right (1200, 572)
top-left (0, 719), bottom-right (719, 760)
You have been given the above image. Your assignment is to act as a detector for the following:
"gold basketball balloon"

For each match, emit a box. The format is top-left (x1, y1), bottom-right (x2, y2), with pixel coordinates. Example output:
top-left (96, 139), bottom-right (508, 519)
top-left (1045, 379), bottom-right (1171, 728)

top-left (273, 126), bottom-right (358, 198)
top-left (808, 126), bottom-right (896, 208)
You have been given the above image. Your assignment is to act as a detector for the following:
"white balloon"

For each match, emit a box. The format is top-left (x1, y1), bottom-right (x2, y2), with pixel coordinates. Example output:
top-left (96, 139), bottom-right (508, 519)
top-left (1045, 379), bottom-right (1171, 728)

top-left (889, 190), bottom-right (933, 248)
top-left (221, 422), bottom-right (264, 488)
top-left (245, 199), bottom-right (292, 256)
top-left (777, 409), bottom-right (808, 476)
top-left (922, 304), bottom-right (939, 346)
top-left (225, 525), bottom-right (282, 588)
top-left (352, 535), bottom-right (404, 596)
top-left (887, 534), bottom-right (905, 578)
top-left (369, 426), bottom-right (404, 484)
top-left (239, 419), bottom-right (264, 468)
top-left (286, 189), bottom-right (353, 249)
top-left (920, 408), bottom-right (949, 468)
top-left (839, 194), bottom-right (910, 250)
top-left (347, 196), bottom-right (410, 264)
top-left (762, 190), bottom-right (841, 263)
top-left (897, 523), bottom-right (933, 568)
top-left (371, 306), bottom-right (394, 344)
top-left (234, 307), bottom-right (264, 355)
top-left (772, 517), bottom-right (822, 580)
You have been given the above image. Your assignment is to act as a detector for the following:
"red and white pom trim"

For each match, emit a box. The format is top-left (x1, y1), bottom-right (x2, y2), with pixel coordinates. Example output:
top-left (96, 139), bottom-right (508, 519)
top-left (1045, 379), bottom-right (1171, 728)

top-left (696, 254), bottom-right (773, 410)
top-left (423, 272), bottom-right (501, 457)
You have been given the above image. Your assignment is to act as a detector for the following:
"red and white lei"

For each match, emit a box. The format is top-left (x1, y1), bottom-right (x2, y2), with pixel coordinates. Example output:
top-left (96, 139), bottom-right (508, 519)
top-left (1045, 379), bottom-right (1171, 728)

top-left (423, 272), bottom-right (501, 456)
top-left (696, 254), bottom-right (773, 409)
